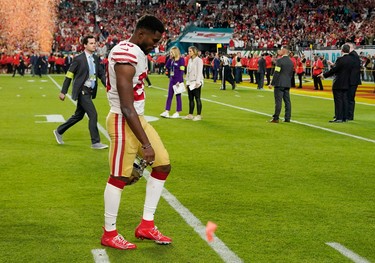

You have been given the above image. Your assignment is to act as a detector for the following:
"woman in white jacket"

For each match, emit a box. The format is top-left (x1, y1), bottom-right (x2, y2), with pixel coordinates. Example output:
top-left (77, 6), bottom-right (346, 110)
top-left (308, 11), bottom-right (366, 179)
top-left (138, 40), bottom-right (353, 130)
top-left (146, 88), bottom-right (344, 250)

top-left (184, 46), bottom-right (204, 121)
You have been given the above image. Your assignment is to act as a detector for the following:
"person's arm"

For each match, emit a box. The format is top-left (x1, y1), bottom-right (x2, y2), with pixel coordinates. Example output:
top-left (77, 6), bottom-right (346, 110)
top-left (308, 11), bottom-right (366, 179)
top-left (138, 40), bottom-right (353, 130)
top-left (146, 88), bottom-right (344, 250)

top-left (114, 63), bottom-right (154, 163)
top-left (195, 58), bottom-right (204, 87)
top-left (323, 57), bottom-right (343, 79)
top-left (59, 57), bottom-right (78, 100)
top-left (269, 59), bottom-right (281, 88)
top-left (97, 57), bottom-right (106, 87)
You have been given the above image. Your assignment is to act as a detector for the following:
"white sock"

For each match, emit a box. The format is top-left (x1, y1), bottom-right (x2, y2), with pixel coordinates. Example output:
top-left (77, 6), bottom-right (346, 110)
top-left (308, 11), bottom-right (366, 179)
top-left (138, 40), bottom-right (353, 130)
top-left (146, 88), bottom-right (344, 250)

top-left (143, 176), bottom-right (165, 221)
top-left (104, 183), bottom-right (123, 232)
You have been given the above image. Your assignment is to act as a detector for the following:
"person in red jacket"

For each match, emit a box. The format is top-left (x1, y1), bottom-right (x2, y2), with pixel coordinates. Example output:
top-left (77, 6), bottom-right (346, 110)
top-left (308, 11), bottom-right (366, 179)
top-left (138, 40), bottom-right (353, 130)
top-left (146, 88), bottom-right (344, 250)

top-left (0, 53), bottom-right (5, 73)
top-left (202, 52), bottom-right (211, 79)
top-left (247, 53), bottom-right (258, 84)
top-left (48, 53), bottom-right (56, 74)
top-left (265, 53), bottom-right (273, 85)
top-left (289, 52), bottom-right (297, 88)
top-left (312, 54), bottom-right (324, 90)
top-left (5, 53), bottom-right (14, 73)
top-left (296, 56), bottom-right (304, 88)
top-left (155, 53), bottom-right (166, 75)
top-left (55, 54), bottom-right (65, 74)
top-left (12, 53), bottom-right (25, 77)
top-left (305, 57), bottom-right (311, 76)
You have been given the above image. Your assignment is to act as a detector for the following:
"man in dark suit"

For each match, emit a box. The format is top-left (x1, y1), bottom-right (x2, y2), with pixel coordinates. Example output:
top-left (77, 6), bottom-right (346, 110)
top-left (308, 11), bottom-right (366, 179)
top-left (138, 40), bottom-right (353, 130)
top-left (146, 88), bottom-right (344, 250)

top-left (268, 46), bottom-right (294, 123)
top-left (257, 53), bottom-right (266, 89)
top-left (53, 35), bottom-right (108, 149)
top-left (346, 42), bottom-right (362, 120)
top-left (319, 44), bottom-right (352, 123)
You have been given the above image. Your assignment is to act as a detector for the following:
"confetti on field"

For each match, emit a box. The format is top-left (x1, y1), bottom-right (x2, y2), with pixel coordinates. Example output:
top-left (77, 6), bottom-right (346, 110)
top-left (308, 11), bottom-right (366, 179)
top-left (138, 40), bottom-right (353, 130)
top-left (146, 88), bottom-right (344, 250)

top-left (206, 221), bottom-right (217, 242)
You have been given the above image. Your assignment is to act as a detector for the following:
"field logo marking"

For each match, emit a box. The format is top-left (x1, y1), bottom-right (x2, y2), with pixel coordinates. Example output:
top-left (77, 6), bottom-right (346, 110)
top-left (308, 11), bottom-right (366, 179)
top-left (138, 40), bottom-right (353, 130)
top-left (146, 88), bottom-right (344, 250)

top-left (35, 114), bottom-right (65, 123)
top-left (326, 242), bottom-right (370, 263)
top-left (91, 249), bottom-right (110, 263)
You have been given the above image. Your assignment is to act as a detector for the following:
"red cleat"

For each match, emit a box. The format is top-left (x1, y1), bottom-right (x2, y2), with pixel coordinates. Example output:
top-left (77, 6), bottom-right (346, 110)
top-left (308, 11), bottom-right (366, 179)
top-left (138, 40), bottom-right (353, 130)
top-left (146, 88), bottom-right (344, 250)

top-left (101, 233), bottom-right (137, 250)
top-left (135, 225), bottom-right (172, 245)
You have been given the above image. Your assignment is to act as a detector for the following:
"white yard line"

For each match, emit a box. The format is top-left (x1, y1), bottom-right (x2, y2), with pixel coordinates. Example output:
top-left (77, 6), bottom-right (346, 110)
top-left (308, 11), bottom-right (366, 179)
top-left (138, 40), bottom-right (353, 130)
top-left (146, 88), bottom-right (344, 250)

top-left (48, 75), bottom-right (243, 263)
top-left (326, 242), bottom-right (371, 263)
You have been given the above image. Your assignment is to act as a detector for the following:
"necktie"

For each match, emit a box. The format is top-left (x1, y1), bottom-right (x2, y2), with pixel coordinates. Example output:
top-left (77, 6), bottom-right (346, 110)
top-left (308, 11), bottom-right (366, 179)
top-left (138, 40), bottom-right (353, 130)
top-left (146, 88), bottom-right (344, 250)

top-left (88, 55), bottom-right (96, 89)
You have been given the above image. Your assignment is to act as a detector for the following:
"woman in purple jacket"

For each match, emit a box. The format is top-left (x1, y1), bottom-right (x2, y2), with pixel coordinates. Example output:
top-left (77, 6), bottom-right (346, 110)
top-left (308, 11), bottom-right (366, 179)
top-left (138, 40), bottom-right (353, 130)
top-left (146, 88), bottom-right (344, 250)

top-left (160, 46), bottom-right (185, 118)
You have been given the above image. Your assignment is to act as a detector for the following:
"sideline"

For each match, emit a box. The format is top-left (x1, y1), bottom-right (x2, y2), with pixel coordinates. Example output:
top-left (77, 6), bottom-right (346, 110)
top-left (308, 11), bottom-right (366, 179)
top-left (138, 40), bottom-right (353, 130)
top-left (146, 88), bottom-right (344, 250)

top-left (48, 75), bottom-right (244, 263)
top-left (151, 85), bottom-right (375, 144)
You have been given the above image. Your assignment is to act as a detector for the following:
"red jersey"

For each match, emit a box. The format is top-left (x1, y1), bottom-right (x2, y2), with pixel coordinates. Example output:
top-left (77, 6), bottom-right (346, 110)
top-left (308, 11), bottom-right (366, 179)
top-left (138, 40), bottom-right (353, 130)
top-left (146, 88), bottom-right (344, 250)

top-left (265, 55), bottom-right (272, 69)
top-left (296, 58), bottom-right (304, 74)
top-left (247, 57), bottom-right (258, 70)
top-left (312, 59), bottom-right (323, 76)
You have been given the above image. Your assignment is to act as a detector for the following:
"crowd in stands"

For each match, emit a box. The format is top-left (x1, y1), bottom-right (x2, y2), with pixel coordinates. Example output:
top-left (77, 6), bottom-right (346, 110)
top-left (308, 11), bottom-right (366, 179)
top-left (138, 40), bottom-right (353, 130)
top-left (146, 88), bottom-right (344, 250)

top-left (52, 0), bottom-right (375, 54)
top-left (209, 0), bottom-right (375, 50)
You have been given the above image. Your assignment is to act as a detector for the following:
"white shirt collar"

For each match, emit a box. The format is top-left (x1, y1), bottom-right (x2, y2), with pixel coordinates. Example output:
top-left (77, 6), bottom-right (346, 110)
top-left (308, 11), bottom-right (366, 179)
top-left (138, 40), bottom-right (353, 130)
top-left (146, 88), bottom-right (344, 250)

top-left (84, 51), bottom-right (93, 59)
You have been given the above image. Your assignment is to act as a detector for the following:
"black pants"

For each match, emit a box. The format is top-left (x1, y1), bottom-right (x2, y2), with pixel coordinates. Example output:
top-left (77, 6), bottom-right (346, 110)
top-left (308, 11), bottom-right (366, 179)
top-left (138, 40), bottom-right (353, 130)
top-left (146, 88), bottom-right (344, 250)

top-left (273, 87), bottom-right (291, 121)
top-left (313, 75), bottom-right (323, 90)
top-left (12, 65), bottom-right (24, 77)
top-left (248, 70), bottom-right (255, 83)
top-left (347, 85), bottom-right (357, 120)
top-left (333, 89), bottom-right (348, 121)
top-left (266, 68), bottom-right (272, 85)
top-left (291, 71), bottom-right (296, 87)
top-left (297, 73), bottom-right (303, 88)
top-left (235, 67), bottom-right (242, 83)
top-left (158, 63), bottom-right (165, 74)
top-left (213, 68), bottom-right (219, 82)
top-left (145, 76), bottom-right (152, 86)
top-left (204, 65), bottom-right (210, 79)
top-left (255, 72), bottom-right (260, 85)
top-left (187, 86), bottom-right (202, 115)
top-left (221, 66), bottom-right (235, 89)
top-left (57, 88), bottom-right (100, 144)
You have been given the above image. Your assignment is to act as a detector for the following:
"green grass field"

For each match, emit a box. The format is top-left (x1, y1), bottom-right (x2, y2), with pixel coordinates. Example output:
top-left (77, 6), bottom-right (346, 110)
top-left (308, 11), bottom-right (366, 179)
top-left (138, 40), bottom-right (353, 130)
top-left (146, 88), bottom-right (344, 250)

top-left (0, 73), bottom-right (374, 263)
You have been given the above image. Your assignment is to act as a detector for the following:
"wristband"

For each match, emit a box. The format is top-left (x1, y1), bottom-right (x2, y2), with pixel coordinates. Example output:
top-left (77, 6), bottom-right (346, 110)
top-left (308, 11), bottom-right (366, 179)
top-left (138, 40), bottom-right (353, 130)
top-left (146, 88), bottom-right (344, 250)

top-left (141, 144), bottom-right (152, 150)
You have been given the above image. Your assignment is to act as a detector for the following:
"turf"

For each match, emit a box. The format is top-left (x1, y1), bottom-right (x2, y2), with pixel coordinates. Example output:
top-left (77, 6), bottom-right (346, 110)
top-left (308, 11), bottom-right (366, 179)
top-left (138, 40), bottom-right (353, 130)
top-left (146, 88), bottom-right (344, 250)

top-left (0, 74), bottom-right (374, 263)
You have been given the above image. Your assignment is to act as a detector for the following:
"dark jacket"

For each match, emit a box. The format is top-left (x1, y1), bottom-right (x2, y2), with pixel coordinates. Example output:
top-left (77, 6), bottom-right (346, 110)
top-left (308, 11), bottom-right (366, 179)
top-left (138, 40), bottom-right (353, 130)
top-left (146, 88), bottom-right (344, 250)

top-left (258, 57), bottom-right (266, 74)
top-left (348, 50), bottom-right (362, 86)
top-left (61, 52), bottom-right (106, 101)
top-left (271, 55), bottom-right (294, 88)
top-left (323, 54), bottom-right (352, 90)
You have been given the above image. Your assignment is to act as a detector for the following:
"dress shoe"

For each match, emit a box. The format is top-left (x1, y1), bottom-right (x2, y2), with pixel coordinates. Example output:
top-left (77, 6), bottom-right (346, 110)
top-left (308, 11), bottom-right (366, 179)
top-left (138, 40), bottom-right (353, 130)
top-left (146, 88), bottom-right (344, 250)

top-left (269, 119), bottom-right (279, 123)
top-left (329, 119), bottom-right (343, 123)
top-left (91, 142), bottom-right (109, 149)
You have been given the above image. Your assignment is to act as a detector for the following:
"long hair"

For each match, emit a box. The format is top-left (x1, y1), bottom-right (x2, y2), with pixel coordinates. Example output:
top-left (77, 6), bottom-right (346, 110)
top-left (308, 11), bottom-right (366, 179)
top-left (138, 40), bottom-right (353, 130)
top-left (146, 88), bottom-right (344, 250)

top-left (188, 46), bottom-right (199, 58)
top-left (170, 46), bottom-right (181, 60)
